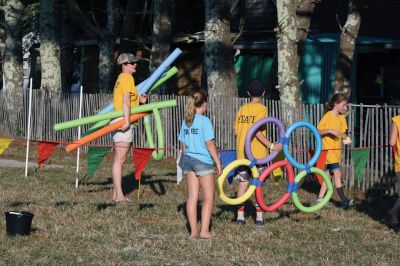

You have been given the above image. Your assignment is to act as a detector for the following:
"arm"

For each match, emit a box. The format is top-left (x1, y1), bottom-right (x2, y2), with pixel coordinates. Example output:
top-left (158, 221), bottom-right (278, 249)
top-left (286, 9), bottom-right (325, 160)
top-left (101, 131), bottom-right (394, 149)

top-left (180, 141), bottom-right (186, 154)
top-left (390, 122), bottom-right (398, 147)
top-left (255, 131), bottom-right (282, 151)
top-left (206, 140), bottom-right (222, 176)
top-left (318, 129), bottom-right (340, 137)
top-left (118, 92), bottom-right (131, 131)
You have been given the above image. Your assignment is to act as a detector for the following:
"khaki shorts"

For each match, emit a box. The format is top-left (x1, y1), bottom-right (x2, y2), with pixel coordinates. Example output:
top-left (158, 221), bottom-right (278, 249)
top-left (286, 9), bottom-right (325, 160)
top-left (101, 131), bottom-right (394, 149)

top-left (111, 118), bottom-right (134, 143)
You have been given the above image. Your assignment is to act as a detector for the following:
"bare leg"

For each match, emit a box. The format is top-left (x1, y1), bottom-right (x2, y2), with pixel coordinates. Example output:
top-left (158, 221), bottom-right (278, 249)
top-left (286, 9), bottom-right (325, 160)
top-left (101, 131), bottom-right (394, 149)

top-left (318, 171), bottom-right (331, 199)
top-left (186, 172), bottom-right (200, 237)
top-left (112, 142), bottom-right (130, 202)
top-left (199, 174), bottom-right (215, 239)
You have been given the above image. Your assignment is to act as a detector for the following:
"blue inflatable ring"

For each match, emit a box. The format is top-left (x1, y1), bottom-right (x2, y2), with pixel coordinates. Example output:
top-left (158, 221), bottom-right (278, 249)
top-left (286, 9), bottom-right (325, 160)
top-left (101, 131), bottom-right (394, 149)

top-left (282, 121), bottom-right (322, 170)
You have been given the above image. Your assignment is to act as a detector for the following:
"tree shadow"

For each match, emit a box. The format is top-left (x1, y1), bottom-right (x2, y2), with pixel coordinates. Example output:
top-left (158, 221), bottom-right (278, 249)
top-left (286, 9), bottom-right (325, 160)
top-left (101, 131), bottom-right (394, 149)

top-left (7, 201), bottom-right (36, 208)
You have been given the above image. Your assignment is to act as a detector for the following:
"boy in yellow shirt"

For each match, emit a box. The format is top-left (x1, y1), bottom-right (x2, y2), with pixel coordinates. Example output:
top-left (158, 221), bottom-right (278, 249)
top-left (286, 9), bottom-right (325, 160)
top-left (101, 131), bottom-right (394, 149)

top-left (234, 80), bottom-right (282, 225)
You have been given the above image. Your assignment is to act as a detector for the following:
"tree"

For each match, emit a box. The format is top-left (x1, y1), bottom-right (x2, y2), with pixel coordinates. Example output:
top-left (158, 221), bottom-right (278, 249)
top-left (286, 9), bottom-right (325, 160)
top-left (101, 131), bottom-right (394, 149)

top-left (204, 0), bottom-right (237, 98)
top-left (334, 0), bottom-right (362, 97)
top-left (296, 0), bottom-right (318, 58)
top-left (40, 0), bottom-right (62, 92)
top-left (149, 0), bottom-right (174, 77)
top-left (66, 0), bottom-right (120, 93)
top-left (276, 0), bottom-right (301, 125)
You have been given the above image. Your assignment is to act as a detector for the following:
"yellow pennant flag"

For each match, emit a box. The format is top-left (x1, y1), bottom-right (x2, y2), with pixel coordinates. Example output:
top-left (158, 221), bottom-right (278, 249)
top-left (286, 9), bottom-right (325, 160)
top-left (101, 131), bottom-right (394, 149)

top-left (0, 138), bottom-right (13, 156)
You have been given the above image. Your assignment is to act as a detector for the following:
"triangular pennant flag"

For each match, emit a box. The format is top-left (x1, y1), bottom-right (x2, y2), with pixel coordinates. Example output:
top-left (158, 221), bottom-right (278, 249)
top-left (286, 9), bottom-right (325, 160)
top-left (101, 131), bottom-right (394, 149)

top-left (351, 148), bottom-right (370, 185)
top-left (87, 146), bottom-right (111, 178)
top-left (309, 150), bottom-right (328, 185)
top-left (219, 150), bottom-right (236, 184)
top-left (37, 141), bottom-right (58, 168)
top-left (133, 148), bottom-right (155, 180)
top-left (0, 138), bottom-right (13, 156)
top-left (393, 146), bottom-right (397, 157)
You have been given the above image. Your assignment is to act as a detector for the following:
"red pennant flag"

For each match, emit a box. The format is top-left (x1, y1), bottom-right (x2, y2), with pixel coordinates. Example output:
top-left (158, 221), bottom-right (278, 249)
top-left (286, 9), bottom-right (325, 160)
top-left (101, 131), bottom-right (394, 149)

top-left (393, 146), bottom-right (397, 157)
top-left (308, 150), bottom-right (327, 185)
top-left (133, 148), bottom-right (155, 180)
top-left (37, 141), bottom-right (58, 168)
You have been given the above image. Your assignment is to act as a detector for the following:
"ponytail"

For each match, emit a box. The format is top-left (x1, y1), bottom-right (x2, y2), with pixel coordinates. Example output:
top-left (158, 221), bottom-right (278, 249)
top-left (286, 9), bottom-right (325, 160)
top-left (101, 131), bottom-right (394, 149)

top-left (184, 90), bottom-right (208, 126)
top-left (324, 93), bottom-right (348, 114)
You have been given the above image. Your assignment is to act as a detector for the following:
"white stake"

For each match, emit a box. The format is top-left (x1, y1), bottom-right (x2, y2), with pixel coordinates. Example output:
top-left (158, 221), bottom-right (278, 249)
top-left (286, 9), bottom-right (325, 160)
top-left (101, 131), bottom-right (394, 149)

top-left (75, 85), bottom-right (83, 188)
top-left (24, 79), bottom-right (33, 177)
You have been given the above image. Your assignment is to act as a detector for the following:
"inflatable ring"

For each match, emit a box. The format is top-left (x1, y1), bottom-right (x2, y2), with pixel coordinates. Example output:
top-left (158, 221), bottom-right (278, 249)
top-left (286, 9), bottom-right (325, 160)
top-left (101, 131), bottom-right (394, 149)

top-left (291, 167), bottom-right (333, 213)
top-left (245, 117), bottom-right (285, 165)
top-left (144, 108), bottom-right (165, 161)
top-left (282, 121), bottom-right (322, 170)
top-left (255, 160), bottom-right (294, 212)
top-left (217, 159), bottom-right (259, 205)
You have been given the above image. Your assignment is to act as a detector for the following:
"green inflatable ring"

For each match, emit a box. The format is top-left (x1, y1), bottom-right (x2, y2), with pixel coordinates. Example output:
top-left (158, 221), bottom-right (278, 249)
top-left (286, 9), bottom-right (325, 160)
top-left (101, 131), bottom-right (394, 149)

top-left (291, 167), bottom-right (333, 213)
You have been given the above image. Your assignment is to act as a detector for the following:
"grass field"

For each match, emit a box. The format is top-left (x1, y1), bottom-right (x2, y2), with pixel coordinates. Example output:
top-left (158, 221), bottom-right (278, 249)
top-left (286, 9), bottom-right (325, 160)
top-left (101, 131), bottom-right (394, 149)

top-left (1, 141), bottom-right (400, 265)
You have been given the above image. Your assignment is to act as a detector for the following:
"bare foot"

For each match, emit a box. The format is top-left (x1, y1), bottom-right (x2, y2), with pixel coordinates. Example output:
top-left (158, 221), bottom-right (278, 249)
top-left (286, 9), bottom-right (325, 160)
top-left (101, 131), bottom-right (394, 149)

top-left (200, 232), bottom-right (212, 239)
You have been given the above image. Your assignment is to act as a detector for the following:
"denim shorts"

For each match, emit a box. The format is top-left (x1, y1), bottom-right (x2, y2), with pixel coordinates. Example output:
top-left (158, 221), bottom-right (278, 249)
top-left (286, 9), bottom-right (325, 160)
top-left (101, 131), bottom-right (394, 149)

top-left (180, 154), bottom-right (215, 176)
top-left (326, 163), bottom-right (340, 172)
top-left (234, 165), bottom-right (266, 182)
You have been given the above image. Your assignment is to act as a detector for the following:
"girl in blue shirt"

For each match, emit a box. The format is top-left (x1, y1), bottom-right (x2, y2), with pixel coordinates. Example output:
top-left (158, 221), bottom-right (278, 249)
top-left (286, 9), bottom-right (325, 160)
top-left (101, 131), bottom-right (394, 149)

top-left (178, 90), bottom-right (222, 239)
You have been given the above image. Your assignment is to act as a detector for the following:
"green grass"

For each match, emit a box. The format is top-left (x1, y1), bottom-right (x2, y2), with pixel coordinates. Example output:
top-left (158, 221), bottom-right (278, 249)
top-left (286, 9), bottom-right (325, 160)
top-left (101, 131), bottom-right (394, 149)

top-left (1, 141), bottom-right (400, 264)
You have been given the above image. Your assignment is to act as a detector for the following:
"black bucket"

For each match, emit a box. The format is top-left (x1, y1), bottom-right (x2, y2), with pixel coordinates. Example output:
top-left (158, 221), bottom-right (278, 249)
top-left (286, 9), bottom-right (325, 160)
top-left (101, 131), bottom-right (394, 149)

top-left (5, 211), bottom-right (34, 236)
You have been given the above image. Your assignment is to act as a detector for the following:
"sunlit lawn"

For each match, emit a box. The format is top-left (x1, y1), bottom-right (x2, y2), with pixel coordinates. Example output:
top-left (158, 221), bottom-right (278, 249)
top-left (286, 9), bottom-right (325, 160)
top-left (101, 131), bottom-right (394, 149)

top-left (1, 141), bottom-right (400, 264)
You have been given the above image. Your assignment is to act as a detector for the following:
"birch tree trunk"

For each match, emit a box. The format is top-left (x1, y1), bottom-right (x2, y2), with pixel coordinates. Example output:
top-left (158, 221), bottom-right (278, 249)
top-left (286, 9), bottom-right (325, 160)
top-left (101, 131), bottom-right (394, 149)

top-left (334, 0), bottom-right (361, 97)
top-left (204, 0), bottom-right (237, 98)
top-left (276, 0), bottom-right (301, 125)
top-left (98, 0), bottom-right (118, 93)
top-left (3, 0), bottom-right (23, 110)
top-left (149, 0), bottom-right (174, 93)
top-left (296, 0), bottom-right (317, 56)
top-left (40, 0), bottom-right (61, 92)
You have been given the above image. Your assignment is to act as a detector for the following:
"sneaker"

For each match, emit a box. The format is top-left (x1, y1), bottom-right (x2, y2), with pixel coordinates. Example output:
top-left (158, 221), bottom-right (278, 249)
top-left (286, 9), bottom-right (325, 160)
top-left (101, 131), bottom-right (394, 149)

top-left (255, 220), bottom-right (265, 226)
top-left (341, 199), bottom-right (354, 209)
top-left (315, 198), bottom-right (323, 203)
top-left (235, 219), bottom-right (246, 225)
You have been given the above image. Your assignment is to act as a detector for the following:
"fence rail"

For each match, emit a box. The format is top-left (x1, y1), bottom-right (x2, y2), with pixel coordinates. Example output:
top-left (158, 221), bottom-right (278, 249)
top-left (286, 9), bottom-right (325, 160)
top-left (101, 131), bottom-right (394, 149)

top-left (0, 90), bottom-right (399, 192)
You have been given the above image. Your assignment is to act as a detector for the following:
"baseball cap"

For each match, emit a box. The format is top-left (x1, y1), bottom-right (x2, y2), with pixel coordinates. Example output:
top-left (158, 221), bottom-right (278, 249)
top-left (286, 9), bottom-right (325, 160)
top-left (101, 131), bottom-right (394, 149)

top-left (247, 80), bottom-right (265, 96)
top-left (117, 53), bottom-right (140, 65)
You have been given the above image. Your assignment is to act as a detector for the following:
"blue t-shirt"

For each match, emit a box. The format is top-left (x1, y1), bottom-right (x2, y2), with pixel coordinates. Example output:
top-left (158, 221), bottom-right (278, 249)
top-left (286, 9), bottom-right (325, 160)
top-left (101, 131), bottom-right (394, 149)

top-left (178, 114), bottom-right (215, 164)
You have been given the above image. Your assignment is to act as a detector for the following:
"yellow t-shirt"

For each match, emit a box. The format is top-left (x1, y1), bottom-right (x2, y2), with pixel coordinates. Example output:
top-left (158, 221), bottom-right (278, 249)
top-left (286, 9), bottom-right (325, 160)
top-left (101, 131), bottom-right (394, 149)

top-left (317, 111), bottom-right (347, 164)
top-left (392, 116), bottom-right (400, 172)
top-left (113, 73), bottom-right (139, 111)
top-left (234, 102), bottom-right (268, 160)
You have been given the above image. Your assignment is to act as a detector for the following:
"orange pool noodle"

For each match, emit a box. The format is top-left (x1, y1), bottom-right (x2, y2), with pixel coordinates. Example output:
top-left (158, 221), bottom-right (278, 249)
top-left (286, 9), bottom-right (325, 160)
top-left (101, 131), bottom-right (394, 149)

top-left (66, 112), bottom-right (148, 153)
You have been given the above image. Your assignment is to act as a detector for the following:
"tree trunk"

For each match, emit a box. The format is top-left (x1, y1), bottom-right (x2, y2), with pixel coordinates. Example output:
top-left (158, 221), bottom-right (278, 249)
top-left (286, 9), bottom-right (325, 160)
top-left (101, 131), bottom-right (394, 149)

top-left (40, 0), bottom-right (61, 93)
top-left (334, 0), bottom-right (361, 97)
top-left (119, 0), bottom-right (138, 53)
top-left (98, 0), bottom-right (118, 93)
top-left (277, 0), bottom-right (301, 125)
top-left (149, 0), bottom-right (174, 93)
top-left (296, 0), bottom-right (317, 56)
top-left (60, 1), bottom-right (75, 92)
top-left (3, 0), bottom-right (24, 109)
top-left (204, 0), bottom-right (237, 98)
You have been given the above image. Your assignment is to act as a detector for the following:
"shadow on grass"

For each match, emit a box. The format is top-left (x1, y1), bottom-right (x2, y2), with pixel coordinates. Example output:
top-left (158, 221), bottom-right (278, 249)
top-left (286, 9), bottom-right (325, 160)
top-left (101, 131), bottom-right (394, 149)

top-left (8, 201), bottom-right (36, 208)
top-left (354, 181), bottom-right (399, 231)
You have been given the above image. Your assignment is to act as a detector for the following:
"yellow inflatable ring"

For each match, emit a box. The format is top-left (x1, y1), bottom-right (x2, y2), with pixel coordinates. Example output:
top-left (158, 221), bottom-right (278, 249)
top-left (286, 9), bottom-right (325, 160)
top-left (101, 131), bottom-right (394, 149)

top-left (217, 159), bottom-right (259, 205)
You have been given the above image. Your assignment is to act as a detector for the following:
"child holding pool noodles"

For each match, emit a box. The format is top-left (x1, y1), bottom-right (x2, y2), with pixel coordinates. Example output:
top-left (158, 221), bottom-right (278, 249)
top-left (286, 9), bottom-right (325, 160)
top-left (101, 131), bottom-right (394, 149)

top-left (178, 90), bottom-right (222, 239)
top-left (387, 115), bottom-right (400, 227)
top-left (234, 80), bottom-right (282, 225)
top-left (316, 93), bottom-right (353, 209)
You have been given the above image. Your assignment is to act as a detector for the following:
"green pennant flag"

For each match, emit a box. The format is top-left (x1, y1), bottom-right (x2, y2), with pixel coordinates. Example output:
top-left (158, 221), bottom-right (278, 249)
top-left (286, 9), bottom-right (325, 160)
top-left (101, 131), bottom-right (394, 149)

top-left (351, 148), bottom-right (370, 185)
top-left (87, 146), bottom-right (111, 178)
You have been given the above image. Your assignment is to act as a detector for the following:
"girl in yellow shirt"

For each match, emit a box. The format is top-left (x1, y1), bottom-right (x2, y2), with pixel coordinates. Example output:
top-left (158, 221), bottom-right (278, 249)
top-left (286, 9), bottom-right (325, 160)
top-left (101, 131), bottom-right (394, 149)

top-left (317, 93), bottom-right (353, 209)
top-left (388, 115), bottom-right (400, 227)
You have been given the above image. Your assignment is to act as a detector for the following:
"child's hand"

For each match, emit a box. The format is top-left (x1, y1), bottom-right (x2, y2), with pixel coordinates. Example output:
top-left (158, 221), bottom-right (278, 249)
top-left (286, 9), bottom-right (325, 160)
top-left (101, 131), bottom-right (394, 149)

top-left (343, 137), bottom-right (352, 145)
top-left (216, 161), bottom-right (223, 176)
top-left (272, 143), bottom-right (282, 152)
